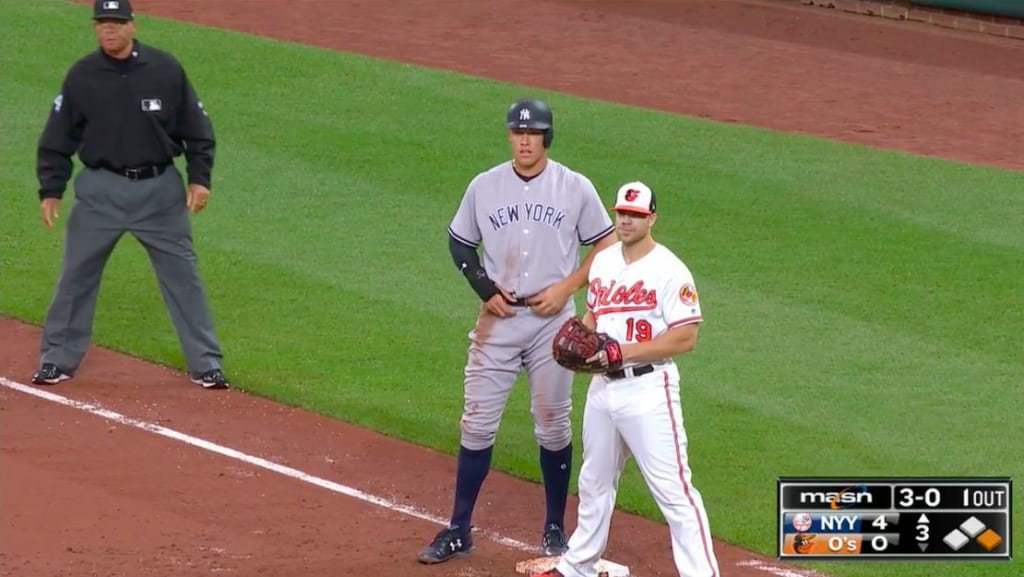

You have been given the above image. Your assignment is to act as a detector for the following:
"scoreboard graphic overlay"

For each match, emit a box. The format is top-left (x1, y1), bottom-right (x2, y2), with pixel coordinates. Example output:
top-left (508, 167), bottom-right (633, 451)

top-left (778, 477), bottom-right (1012, 560)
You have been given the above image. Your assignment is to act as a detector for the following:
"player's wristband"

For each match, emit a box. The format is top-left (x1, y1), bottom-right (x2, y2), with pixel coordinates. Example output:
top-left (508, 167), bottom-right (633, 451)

top-left (449, 235), bottom-right (500, 302)
top-left (465, 267), bottom-right (500, 303)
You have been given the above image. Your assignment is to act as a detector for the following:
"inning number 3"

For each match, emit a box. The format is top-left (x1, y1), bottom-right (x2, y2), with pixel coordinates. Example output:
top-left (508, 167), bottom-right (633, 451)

top-left (625, 318), bottom-right (652, 342)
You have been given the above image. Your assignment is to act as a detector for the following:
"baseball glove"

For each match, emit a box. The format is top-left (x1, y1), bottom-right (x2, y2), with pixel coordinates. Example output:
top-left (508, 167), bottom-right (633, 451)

top-left (552, 317), bottom-right (623, 373)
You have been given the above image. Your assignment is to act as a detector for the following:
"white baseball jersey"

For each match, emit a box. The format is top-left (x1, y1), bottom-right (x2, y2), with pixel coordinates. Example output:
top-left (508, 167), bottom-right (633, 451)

top-left (563, 239), bottom-right (720, 577)
top-left (587, 241), bottom-right (702, 377)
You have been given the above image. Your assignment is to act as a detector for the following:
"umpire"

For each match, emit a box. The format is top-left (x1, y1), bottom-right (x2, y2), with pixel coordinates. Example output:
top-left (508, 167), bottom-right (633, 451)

top-left (32, 0), bottom-right (229, 389)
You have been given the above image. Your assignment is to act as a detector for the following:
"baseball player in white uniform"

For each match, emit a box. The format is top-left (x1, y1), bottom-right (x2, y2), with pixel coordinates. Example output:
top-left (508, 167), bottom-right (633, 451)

top-left (541, 181), bottom-right (720, 577)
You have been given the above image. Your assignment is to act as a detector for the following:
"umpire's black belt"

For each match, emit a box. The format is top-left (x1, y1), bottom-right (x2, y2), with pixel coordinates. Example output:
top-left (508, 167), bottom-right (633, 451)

top-left (605, 364), bottom-right (655, 380)
top-left (97, 163), bottom-right (170, 181)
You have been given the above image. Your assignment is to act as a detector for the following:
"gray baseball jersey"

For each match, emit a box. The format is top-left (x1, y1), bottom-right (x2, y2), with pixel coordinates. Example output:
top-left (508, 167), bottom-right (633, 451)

top-left (447, 159), bottom-right (613, 453)
top-left (448, 159), bottom-right (613, 300)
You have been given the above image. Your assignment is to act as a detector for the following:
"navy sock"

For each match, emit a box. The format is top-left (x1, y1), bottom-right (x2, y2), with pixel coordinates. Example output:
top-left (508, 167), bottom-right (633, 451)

top-left (450, 445), bottom-right (493, 531)
top-left (539, 443), bottom-right (573, 528)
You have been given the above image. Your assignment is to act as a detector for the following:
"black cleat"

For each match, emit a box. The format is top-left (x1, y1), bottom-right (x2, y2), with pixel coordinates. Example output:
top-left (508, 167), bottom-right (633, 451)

top-left (542, 522), bottom-right (569, 556)
top-left (417, 526), bottom-right (474, 564)
top-left (31, 363), bottom-right (71, 385)
top-left (191, 368), bottom-right (230, 390)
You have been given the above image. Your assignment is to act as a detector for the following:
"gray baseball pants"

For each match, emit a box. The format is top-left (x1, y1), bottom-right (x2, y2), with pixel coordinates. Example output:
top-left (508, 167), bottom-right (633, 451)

top-left (40, 166), bottom-right (223, 377)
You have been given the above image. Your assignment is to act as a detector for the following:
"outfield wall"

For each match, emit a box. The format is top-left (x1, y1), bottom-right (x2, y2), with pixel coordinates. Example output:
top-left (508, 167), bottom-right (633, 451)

top-left (798, 0), bottom-right (1024, 39)
top-left (912, 0), bottom-right (1024, 19)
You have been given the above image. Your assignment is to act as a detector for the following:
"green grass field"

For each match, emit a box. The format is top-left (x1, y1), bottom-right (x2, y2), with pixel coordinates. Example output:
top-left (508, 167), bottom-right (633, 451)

top-left (1, 2), bottom-right (1021, 576)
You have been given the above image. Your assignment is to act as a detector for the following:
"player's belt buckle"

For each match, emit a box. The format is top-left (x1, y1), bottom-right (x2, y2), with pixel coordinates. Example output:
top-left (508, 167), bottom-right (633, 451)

top-left (606, 364), bottom-right (654, 380)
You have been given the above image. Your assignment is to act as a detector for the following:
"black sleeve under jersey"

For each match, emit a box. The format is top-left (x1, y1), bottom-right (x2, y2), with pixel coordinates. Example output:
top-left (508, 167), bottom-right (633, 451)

top-left (449, 234), bottom-right (499, 302)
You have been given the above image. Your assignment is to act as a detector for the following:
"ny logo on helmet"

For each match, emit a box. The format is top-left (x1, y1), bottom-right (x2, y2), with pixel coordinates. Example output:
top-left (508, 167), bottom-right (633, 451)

top-left (519, 108), bottom-right (531, 121)
top-left (625, 189), bottom-right (640, 201)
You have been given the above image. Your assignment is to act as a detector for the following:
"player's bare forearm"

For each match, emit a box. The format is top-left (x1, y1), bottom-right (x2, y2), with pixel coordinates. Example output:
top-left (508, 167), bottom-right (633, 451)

top-left (563, 233), bottom-right (616, 292)
top-left (621, 324), bottom-right (700, 363)
top-left (582, 311), bottom-right (596, 330)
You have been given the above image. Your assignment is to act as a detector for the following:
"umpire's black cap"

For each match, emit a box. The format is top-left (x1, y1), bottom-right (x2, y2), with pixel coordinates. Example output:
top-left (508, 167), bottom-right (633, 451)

top-left (94, 0), bottom-right (134, 21)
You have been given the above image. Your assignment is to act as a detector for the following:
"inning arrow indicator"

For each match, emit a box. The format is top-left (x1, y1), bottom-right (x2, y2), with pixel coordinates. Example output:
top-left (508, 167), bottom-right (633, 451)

top-left (919, 543), bottom-right (929, 552)
top-left (918, 514), bottom-right (930, 523)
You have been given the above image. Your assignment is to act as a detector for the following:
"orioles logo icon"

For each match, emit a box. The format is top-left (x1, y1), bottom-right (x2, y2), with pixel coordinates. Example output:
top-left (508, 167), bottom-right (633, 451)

top-left (793, 533), bottom-right (816, 554)
top-left (678, 283), bottom-right (698, 306)
top-left (624, 189), bottom-right (640, 202)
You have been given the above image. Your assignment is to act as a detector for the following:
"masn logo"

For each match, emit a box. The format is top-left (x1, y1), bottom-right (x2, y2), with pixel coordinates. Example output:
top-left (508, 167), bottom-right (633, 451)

top-left (798, 485), bottom-right (872, 509)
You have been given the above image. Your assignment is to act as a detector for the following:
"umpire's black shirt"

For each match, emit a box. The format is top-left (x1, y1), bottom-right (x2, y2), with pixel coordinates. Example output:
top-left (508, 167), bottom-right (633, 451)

top-left (37, 40), bottom-right (215, 199)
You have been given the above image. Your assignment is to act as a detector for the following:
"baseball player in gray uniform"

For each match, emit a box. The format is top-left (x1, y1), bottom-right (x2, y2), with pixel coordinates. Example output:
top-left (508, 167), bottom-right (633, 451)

top-left (417, 98), bottom-right (616, 564)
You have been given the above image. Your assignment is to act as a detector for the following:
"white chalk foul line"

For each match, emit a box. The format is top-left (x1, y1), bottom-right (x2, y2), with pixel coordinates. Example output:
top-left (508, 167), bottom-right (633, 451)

top-left (0, 377), bottom-right (531, 553)
top-left (737, 560), bottom-right (825, 577)
top-left (1, 376), bottom-right (819, 577)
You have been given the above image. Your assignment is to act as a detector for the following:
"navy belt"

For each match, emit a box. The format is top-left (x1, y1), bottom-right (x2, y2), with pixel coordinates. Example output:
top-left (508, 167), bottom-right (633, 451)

top-left (509, 297), bottom-right (530, 307)
top-left (606, 364), bottom-right (655, 380)
top-left (98, 163), bottom-right (170, 181)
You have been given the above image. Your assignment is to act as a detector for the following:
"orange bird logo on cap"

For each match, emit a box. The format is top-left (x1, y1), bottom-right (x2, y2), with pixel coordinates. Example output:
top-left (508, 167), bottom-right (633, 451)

top-left (624, 189), bottom-right (640, 202)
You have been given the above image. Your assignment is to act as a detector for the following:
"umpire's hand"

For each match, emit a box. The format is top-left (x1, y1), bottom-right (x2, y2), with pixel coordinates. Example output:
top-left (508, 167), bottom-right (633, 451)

top-left (40, 198), bottom-right (62, 229)
top-left (187, 184), bottom-right (211, 214)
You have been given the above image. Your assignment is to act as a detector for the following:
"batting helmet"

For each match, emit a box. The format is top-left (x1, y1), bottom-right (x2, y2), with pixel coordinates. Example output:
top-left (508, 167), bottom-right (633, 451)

top-left (506, 98), bottom-right (554, 148)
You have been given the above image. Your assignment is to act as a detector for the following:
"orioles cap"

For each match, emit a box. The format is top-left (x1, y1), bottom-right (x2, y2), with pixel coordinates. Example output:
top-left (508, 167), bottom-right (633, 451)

top-left (613, 181), bottom-right (657, 215)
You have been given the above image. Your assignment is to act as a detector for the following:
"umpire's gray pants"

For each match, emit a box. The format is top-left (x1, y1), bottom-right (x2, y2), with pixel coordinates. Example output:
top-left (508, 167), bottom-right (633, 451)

top-left (40, 167), bottom-right (223, 378)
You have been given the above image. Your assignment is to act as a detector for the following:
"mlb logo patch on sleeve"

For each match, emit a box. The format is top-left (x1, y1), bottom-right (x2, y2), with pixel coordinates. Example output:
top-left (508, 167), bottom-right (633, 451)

top-left (103, 1), bottom-right (121, 9)
top-left (141, 99), bottom-right (162, 112)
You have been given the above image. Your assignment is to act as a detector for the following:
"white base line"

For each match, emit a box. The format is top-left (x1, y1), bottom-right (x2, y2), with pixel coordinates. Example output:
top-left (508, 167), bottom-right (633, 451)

top-left (0, 377), bottom-right (531, 551)
top-left (737, 560), bottom-right (825, 577)
top-left (1, 377), bottom-right (813, 577)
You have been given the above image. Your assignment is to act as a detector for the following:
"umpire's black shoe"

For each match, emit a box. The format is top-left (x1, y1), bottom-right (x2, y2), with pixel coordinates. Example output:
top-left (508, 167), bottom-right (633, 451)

top-left (31, 363), bottom-right (71, 386)
top-left (191, 369), bottom-right (230, 390)
top-left (542, 522), bottom-right (569, 556)
top-left (417, 526), bottom-right (473, 564)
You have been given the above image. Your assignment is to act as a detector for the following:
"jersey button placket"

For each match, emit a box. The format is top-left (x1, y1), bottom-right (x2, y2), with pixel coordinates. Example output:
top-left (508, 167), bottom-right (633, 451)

top-left (520, 183), bottom-right (531, 286)
top-left (522, 229), bottom-right (530, 281)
